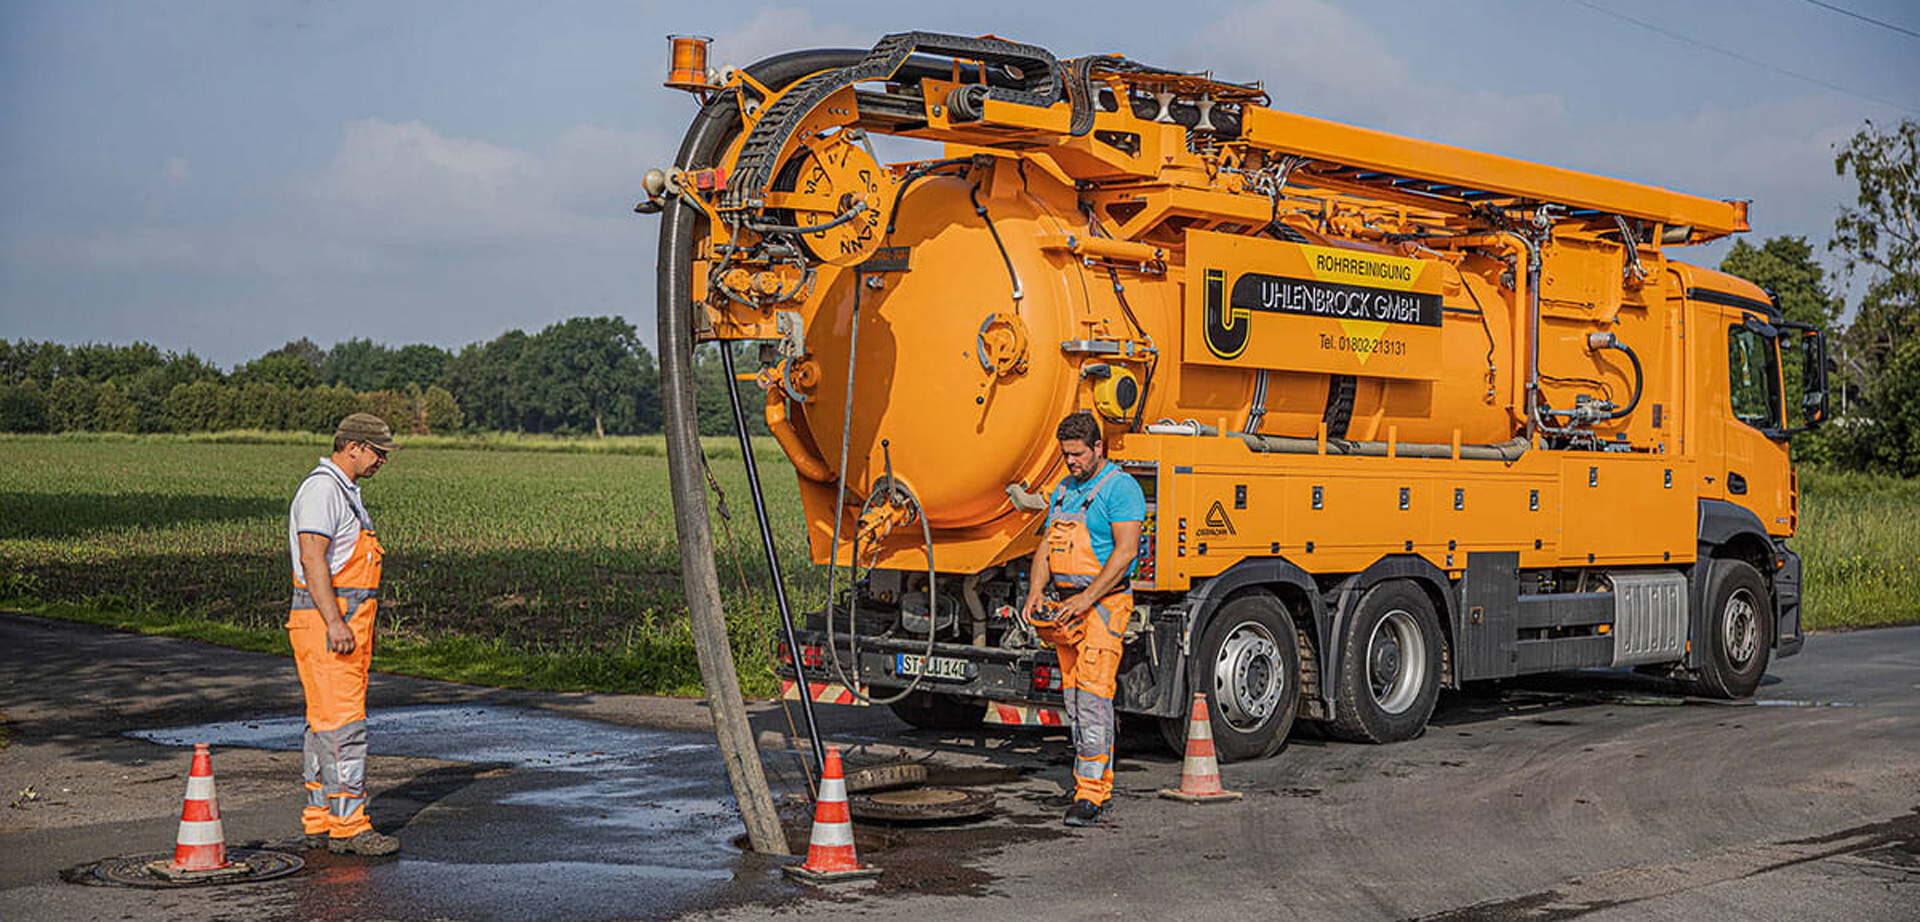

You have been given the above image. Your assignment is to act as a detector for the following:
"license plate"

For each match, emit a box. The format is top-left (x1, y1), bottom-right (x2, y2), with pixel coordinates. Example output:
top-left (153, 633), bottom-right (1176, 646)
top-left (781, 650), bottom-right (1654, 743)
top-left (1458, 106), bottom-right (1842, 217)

top-left (894, 653), bottom-right (972, 682)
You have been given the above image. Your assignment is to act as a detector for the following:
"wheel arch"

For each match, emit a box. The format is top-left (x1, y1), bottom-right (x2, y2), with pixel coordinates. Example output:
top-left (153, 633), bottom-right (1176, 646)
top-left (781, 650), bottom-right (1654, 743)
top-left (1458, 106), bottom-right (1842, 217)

top-left (1692, 500), bottom-right (1778, 668)
top-left (1182, 557), bottom-right (1325, 715)
top-left (1324, 555), bottom-right (1459, 714)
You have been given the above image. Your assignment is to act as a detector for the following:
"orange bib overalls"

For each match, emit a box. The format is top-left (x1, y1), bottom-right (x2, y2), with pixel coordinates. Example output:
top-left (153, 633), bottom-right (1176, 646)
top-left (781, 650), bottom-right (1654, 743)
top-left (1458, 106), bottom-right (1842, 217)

top-left (288, 467), bottom-right (383, 840)
top-left (1034, 465), bottom-right (1133, 806)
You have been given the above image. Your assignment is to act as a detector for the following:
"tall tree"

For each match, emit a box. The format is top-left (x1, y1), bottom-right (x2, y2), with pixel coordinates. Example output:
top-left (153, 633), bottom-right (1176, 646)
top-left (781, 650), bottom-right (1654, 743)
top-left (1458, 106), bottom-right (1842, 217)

top-left (1829, 119), bottom-right (1920, 474)
top-left (230, 352), bottom-right (318, 389)
top-left (380, 343), bottom-right (452, 391)
top-left (1832, 119), bottom-right (1918, 371)
top-left (517, 317), bottom-right (647, 436)
top-left (1719, 237), bottom-right (1843, 328)
top-left (324, 338), bottom-right (394, 391)
top-left (443, 331), bottom-right (531, 431)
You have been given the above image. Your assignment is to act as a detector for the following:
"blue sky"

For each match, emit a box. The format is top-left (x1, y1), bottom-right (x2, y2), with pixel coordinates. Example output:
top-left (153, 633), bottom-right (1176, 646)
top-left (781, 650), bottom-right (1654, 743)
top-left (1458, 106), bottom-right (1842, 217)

top-left (1, 0), bottom-right (1915, 368)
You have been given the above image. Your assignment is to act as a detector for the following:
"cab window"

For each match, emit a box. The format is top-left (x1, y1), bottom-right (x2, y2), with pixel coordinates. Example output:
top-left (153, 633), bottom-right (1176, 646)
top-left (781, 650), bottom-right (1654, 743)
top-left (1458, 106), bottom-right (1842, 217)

top-left (1728, 324), bottom-right (1781, 430)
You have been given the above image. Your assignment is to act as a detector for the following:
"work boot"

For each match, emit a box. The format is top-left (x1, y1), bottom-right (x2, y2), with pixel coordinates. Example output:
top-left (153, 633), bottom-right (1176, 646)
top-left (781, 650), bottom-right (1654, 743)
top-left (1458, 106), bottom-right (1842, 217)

top-left (1063, 799), bottom-right (1103, 827)
top-left (327, 830), bottom-right (401, 856)
top-left (303, 833), bottom-right (328, 850)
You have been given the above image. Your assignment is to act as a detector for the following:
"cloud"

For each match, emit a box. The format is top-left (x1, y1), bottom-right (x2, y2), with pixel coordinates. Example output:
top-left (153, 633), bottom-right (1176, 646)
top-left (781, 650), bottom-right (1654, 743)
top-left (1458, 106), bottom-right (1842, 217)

top-left (303, 117), bottom-right (673, 248)
top-left (706, 6), bottom-right (870, 73)
top-left (1188, 0), bottom-right (1566, 149)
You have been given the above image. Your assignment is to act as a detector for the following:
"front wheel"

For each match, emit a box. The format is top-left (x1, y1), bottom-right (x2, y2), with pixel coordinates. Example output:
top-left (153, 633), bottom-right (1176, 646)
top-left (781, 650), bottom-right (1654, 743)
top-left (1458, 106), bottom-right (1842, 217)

top-left (1326, 580), bottom-right (1443, 743)
top-left (1686, 559), bottom-right (1772, 699)
top-left (1160, 593), bottom-right (1301, 762)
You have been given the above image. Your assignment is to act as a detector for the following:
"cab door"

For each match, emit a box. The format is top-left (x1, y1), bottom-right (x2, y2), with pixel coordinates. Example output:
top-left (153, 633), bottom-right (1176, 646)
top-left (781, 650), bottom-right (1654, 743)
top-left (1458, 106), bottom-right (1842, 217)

top-left (1719, 311), bottom-right (1793, 534)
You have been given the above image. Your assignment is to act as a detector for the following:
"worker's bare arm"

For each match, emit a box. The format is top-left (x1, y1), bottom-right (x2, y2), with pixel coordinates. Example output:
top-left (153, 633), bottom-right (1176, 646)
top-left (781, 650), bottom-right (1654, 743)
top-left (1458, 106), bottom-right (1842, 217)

top-left (297, 533), bottom-right (356, 654)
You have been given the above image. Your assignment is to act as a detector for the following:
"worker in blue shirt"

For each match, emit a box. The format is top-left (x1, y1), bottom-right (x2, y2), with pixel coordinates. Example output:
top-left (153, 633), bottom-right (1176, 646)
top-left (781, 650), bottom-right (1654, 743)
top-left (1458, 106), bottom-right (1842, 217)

top-left (1020, 411), bottom-right (1146, 826)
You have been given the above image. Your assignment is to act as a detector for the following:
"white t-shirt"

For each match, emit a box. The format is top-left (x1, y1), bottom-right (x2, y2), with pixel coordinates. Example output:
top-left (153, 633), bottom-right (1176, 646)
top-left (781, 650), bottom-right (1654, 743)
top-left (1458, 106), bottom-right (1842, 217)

top-left (288, 458), bottom-right (374, 580)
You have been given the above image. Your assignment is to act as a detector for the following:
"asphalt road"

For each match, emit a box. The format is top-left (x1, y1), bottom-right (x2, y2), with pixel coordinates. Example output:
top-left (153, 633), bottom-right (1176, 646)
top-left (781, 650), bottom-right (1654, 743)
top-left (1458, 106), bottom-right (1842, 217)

top-left (2, 612), bottom-right (1915, 921)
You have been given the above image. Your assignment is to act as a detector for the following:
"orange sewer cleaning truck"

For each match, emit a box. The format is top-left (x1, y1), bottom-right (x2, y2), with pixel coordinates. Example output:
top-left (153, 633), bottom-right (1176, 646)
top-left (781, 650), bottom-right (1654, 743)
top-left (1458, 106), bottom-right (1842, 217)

top-left (648, 32), bottom-right (1829, 759)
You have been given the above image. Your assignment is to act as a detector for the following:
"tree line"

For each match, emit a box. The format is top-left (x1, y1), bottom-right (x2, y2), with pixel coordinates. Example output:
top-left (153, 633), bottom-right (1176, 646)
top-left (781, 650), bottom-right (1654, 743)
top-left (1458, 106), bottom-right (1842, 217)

top-left (0, 316), bottom-right (763, 438)
top-left (2, 120), bottom-right (1912, 471)
top-left (1718, 119), bottom-right (1918, 476)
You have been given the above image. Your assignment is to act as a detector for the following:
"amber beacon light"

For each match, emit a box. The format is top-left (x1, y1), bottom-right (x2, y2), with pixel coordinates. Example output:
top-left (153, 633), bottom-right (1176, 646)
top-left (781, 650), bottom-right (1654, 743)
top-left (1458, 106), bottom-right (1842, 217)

top-left (665, 35), bottom-right (713, 90)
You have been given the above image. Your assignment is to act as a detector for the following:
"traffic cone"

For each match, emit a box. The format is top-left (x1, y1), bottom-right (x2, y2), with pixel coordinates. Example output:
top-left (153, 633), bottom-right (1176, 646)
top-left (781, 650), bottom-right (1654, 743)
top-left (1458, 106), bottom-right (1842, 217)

top-left (1158, 692), bottom-right (1243, 803)
top-left (782, 746), bottom-right (881, 883)
top-left (168, 743), bottom-right (232, 872)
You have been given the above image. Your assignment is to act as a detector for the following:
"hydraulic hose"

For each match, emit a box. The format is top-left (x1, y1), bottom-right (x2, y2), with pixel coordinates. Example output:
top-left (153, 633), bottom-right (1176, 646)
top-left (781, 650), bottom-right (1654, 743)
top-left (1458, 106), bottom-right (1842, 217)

top-left (1585, 333), bottom-right (1644, 422)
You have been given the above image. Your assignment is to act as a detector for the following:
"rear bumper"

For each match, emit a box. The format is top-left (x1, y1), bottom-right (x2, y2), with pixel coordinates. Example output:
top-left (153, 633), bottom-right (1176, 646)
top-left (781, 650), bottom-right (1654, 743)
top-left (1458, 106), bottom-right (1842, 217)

top-left (774, 630), bottom-right (1063, 704)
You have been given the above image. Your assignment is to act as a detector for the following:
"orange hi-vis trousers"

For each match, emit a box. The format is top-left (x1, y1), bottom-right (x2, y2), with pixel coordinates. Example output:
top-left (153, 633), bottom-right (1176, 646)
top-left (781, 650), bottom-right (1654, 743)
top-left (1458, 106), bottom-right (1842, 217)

top-left (1032, 466), bottom-right (1131, 807)
top-left (288, 527), bottom-right (383, 840)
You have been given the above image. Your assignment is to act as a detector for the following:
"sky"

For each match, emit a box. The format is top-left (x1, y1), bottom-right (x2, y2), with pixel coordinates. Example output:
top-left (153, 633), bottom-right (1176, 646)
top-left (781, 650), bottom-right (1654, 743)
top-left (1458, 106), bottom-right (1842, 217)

top-left (1, 0), bottom-right (1915, 369)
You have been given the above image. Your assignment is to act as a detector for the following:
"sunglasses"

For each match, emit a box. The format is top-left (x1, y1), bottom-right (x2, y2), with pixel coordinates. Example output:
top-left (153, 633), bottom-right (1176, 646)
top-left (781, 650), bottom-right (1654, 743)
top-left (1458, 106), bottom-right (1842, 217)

top-left (360, 441), bottom-right (390, 460)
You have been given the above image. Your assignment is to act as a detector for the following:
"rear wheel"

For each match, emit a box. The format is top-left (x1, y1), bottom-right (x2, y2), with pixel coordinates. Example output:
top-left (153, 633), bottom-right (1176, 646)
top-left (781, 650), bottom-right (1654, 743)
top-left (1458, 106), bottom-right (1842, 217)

top-left (1326, 580), bottom-right (1443, 743)
top-left (1159, 593), bottom-right (1301, 762)
top-left (887, 691), bottom-right (987, 730)
top-left (1686, 559), bottom-right (1772, 698)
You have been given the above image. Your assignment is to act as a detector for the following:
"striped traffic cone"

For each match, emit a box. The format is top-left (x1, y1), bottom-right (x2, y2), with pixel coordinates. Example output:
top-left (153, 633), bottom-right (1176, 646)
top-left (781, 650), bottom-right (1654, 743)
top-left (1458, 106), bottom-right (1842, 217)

top-left (782, 746), bottom-right (881, 883)
top-left (1159, 693), bottom-right (1243, 803)
top-left (169, 743), bottom-right (231, 871)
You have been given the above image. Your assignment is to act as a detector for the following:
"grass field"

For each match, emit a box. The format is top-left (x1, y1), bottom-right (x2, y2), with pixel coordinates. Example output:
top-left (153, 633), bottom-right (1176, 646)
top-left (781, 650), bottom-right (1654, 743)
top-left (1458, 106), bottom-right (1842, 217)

top-left (0, 433), bottom-right (821, 696)
top-left (2, 434), bottom-right (1915, 697)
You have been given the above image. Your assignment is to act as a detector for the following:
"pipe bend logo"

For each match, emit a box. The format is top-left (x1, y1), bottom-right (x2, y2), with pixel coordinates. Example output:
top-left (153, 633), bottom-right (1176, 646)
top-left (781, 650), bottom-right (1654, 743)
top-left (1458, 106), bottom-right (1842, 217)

top-left (1202, 268), bottom-right (1248, 359)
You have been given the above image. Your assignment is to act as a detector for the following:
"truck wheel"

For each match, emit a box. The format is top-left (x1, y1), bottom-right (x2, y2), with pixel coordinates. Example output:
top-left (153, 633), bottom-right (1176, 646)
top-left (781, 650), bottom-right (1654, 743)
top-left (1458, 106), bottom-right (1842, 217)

top-left (1326, 580), bottom-right (1442, 743)
top-left (1686, 559), bottom-right (1772, 699)
top-left (887, 692), bottom-right (987, 730)
top-left (1160, 593), bottom-right (1301, 762)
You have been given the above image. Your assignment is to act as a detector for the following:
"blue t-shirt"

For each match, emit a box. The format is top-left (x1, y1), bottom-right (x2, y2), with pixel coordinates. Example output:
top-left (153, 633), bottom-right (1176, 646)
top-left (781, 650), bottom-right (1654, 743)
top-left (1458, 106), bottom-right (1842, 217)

top-left (1046, 461), bottom-right (1148, 575)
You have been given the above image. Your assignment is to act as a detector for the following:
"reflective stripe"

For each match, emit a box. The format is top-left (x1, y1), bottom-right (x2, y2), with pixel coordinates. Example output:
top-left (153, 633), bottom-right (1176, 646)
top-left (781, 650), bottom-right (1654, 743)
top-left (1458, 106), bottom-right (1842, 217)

top-left (817, 777), bottom-right (846, 802)
top-left (809, 820), bottom-right (856, 848)
top-left (175, 819), bottom-right (226, 846)
top-left (290, 585), bottom-right (379, 613)
top-left (184, 775), bottom-right (216, 801)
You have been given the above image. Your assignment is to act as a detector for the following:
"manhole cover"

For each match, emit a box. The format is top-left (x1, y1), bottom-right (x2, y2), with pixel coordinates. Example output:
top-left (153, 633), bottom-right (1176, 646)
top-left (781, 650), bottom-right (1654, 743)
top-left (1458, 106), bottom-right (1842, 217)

top-left (79, 849), bottom-right (304, 888)
top-left (848, 786), bottom-right (994, 823)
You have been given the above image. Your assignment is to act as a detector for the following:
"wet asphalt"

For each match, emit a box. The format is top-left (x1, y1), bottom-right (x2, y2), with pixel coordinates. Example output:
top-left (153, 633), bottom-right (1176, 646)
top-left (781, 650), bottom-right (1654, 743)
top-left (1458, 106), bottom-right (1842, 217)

top-left (2, 613), bottom-right (1917, 921)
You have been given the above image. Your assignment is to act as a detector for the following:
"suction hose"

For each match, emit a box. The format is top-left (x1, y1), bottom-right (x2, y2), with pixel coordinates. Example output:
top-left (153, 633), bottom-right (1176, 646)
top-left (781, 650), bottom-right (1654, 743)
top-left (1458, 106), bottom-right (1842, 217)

top-left (656, 48), bottom-right (866, 857)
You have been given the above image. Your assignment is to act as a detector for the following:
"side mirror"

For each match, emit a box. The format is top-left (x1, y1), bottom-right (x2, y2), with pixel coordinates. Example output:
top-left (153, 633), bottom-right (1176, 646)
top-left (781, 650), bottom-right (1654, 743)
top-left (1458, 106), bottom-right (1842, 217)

top-left (1778, 321), bottom-right (1829, 434)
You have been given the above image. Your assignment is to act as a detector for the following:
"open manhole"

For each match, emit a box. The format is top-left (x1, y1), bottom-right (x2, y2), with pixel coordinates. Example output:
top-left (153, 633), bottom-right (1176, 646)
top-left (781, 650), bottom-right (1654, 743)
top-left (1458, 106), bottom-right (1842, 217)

top-left (848, 786), bottom-right (995, 824)
top-left (71, 849), bottom-right (304, 888)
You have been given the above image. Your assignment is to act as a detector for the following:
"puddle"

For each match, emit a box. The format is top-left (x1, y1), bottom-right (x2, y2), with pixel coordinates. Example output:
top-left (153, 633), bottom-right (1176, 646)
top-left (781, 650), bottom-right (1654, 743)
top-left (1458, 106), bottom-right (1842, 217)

top-left (128, 705), bottom-right (781, 922)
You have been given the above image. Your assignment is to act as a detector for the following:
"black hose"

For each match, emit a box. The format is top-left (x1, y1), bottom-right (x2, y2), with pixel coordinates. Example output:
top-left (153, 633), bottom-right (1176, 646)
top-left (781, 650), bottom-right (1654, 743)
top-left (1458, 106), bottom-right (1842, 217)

top-left (656, 48), bottom-right (866, 781)
top-left (1594, 339), bottom-right (1644, 421)
top-left (970, 182), bottom-right (1023, 301)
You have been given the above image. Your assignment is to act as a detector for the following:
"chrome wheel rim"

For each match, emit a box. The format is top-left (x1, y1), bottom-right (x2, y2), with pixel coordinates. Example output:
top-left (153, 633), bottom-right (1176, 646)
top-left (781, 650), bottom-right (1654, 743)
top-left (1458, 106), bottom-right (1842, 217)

top-left (1367, 610), bottom-right (1426, 715)
top-left (1213, 621), bottom-right (1285, 731)
top-left (1724, 589), bottom-right (1760, 669)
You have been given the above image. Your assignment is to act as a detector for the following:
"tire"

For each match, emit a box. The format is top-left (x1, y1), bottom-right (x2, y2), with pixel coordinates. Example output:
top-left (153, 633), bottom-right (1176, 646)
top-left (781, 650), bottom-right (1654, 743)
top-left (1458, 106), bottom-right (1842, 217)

top-left (887, 691), bottom-right (987, 730)
top-left (1686, 559), bottom-right (1772, 699)
top-left (1160, 593), bottom-right (1301, 762)
top-left (1326, 580), bottom-right (1443, 743)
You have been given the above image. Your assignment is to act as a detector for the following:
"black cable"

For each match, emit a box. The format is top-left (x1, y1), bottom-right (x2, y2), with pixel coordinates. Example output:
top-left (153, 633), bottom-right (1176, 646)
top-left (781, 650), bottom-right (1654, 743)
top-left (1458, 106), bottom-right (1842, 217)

top-left (970, 182), bottom-right (1024, 301)
top-left (1799, 0), bottom-right (1920, 40)
top-left (1566, 0), bottom-right (1920, 115)
top-left (885, 158), bottom-right (973, 236)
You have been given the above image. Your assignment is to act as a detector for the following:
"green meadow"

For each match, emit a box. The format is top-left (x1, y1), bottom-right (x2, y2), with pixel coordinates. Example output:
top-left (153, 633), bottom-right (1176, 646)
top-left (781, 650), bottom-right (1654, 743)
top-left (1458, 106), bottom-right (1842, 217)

top-left (1, 434), bottom-right (1913, 696)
